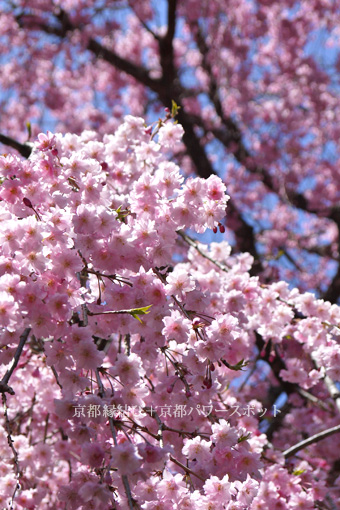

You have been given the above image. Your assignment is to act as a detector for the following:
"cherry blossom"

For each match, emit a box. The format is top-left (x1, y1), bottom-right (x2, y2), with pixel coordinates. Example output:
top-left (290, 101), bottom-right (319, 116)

top-left (0, 114), bottom-right (339, 509)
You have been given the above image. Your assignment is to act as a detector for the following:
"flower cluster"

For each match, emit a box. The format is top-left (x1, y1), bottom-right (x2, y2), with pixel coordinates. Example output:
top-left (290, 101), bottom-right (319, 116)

top-left (0, 117), bottom-right (339, 509)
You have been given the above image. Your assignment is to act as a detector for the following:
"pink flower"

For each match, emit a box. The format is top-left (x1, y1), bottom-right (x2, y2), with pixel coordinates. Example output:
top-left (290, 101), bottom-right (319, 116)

top-left (157, 470), bottom-right (187, 499)
top-left (48, 292), bottom-right (70, 321)
top-left (158, 122), bottom-right (184, 148)
top-left (0, 292), bottom-right (18, 329)
top-left (205, 175), bottom-right (227, 201)
top-left (34, 442), bottom-right (53, 466)
top-left (36, 131), bottom-right (56, 151)
top-left (165, 268), bottom-right (195, 301)
top-left (211, 420), bottom-right (238, 448)
top-left (110, 442), bottom-right (142, 475)
top-left (162, 310), bottom-right (191, 343)
top-left (280, 359), bottom-right (308, 385)
top-left (78, 481), bottom-right (112, 505)
top-left (288, 491), bottom-right (315, 510)
top-left (137, 443), bottom-right (170, 469)
top-left (206, 314), bottom-right (239, 343)
top-left (73, 339), bottom-right (105, 371)
top-left (235, 445), bottom-right (262, 478)
top-left (234, 474), bottom-right (258, 505)
top-left (182, 436), bottom-right (212, 462)
top-left (54, 398), bottom-right (78, 420)
top-left (45, 340), bottom-right (72, 369)
top-left (81, 442), bottom-right (105, 468)
top-left (58, 483), bottom-right (83, 510)
top-left (203, 474), bottom-right (233, 505)
top-left (109, 352), bottom-right (144, 384)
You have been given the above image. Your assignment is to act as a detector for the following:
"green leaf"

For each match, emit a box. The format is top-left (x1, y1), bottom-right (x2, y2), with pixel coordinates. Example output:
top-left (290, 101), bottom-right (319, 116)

top-left (171, 100), bottom-right (181, 118)
top-left (26, 121), bottom-right (32, 140)
top-left (238, 432), bottom-right (251, 443)
top-left (292, 469), bottom-right (305, 476)
top-left (115, 205), bottom-right (130, 221)
top-left (222, 359), bottom-right (249, 371)
top-left (129, 305), bottom-right (152, 323)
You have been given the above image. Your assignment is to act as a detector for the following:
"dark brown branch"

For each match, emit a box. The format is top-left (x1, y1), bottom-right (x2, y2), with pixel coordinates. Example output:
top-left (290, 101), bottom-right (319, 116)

top-left (322, 209), bottom-right (340, 303)
top-left (0, 134), bottom-right (32, 158)
top-left (128, 1), bottom-right (160, 41)
top-left (0, 328), bottom-right (31, 395)
top-left (165, 0), bottom-right (177, 44)
top-left (193, 26), bottom-right (323, 216)
top-left (158, 0), bottom-right (177, 84)
top-left (23, 9), bottom-right (159, 92)
top-left (87, 38), bottom-right (158, 91)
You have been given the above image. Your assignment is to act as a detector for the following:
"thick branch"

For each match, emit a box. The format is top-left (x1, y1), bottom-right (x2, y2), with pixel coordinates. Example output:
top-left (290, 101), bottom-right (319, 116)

top-left (194, 26), bottom-right (322, 216)
top-left (158, 0), bottom-right (177, 84)
top-left (25, 9), bottom-right (159, 92)
top-left (87, 38), bottom-right (158, 91)
top-left (0, 134), bottom-right (32, 158)
top-left (165, 0), bottom-right (177, 44)
top-left (323, 209), bottom-right (340, 303)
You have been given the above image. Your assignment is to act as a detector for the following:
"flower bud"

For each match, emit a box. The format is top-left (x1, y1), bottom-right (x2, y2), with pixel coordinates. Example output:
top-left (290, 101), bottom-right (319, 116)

top-left (23, 197), bottom-right (33, 208)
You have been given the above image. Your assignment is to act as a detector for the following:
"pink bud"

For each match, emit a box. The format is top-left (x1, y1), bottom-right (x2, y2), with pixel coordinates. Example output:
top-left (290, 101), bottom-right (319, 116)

top-left (51, 148), bottom-right (58, 156)
top-left (203, 377), bottom-right (212, 389)
top-left (213, 226), bottom-right (218, 234)
top-left (32, 368), bottom-right (40, 378)
top-left (23, 197), bottom-right (33, 208)
top-left (219, 224), bottom-right (225, 233)
top-left (167, 384), bottom-right (174, 394)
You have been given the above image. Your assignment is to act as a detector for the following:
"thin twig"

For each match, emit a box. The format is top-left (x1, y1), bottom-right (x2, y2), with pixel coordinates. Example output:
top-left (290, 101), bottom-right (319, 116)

top-left (95, 368), bottom-right (106, 397)
top-left (109, 415), bottom-right (139, 509)
top-left (51, 366), bottom-right (63, 389)
top-left (87, 309), bottom-right (138, 316)
top-left (43, 413), bottom-right (50, 443)
top-left (84, 268), bottom-right (132, 286)
top-left (312, 354), bottom-right (340, 413)
top-left (2, 393), bottom-right (22, 509)
top-left (169, 455), bottom-right (205, 481)
top-left (177, 230), bottom-right (231, 272)
top-left (0, 328), bottom-right (31, 395)
top-left (297, 388), bottom-right (333, 413)
top-left (122, 475), bottom-right (136, 510)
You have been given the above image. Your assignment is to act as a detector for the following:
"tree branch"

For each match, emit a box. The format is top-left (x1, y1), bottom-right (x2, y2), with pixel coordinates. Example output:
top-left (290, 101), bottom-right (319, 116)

top-left (0, 328), bottom-right (31, 395)
top-left (283, 424), bottom-right (340, 459)
top-left (0, 134), bottom-right (32, 158)
top-left (165, 0), bottom-right (177, 46)
top-left (193, 25), bottom-right (323, 216)
top-left (87, 38), bottom-right (158, 91)
top-left (16, 8), bottom-right (263, 274)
